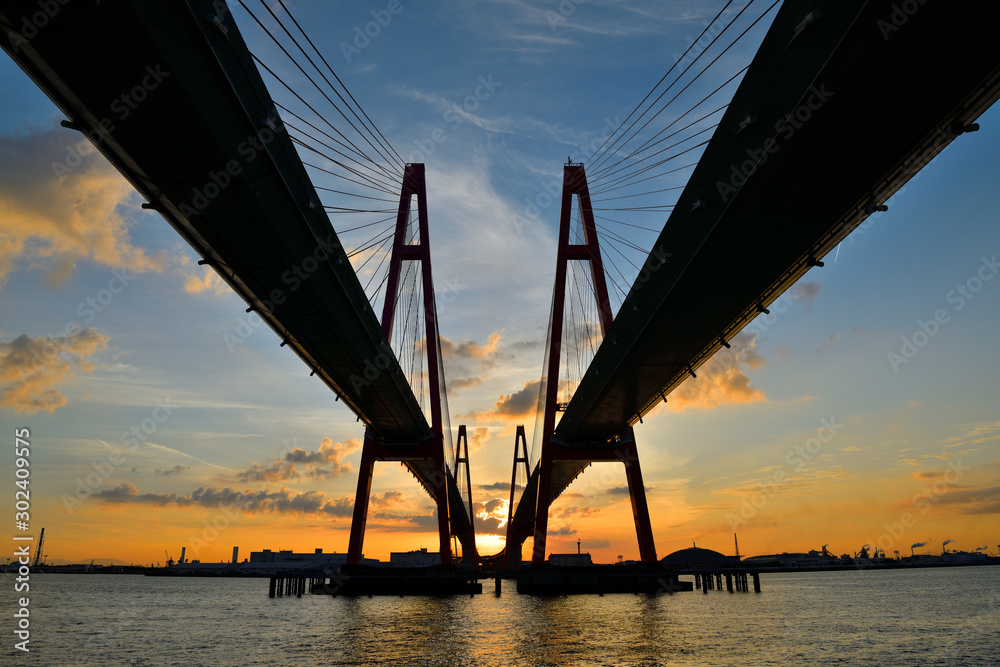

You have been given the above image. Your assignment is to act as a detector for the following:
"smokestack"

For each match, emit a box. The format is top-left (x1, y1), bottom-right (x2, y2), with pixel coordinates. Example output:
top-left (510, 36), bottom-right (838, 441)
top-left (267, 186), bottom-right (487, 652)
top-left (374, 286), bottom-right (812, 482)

top-left (232, 546), bottom-right (239, 563)
top-left (942, 539), bottom-right (954, 555)
top-left (179, 546), bottom-right (186, 564)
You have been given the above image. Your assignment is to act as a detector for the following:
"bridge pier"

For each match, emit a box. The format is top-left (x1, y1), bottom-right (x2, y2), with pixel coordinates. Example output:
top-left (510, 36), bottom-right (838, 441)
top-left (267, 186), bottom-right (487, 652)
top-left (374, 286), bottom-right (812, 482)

top-left (347, 439), bottom-right (377, 565)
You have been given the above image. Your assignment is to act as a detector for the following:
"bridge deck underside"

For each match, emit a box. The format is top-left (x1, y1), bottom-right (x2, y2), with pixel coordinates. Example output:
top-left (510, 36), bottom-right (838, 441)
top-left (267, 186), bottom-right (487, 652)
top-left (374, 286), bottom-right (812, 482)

top-left (509, 459), bottom-right (590, 540)
top-left (558, 0), bottom-right (1000, 444)
top-left (0, 0), bottom-right (430, 444)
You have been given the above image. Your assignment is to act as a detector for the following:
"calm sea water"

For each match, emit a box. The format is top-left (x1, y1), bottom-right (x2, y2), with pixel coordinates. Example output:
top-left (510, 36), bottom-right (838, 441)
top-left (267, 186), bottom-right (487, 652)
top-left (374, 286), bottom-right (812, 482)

top-left (2, 566), bottom-right (998, 666)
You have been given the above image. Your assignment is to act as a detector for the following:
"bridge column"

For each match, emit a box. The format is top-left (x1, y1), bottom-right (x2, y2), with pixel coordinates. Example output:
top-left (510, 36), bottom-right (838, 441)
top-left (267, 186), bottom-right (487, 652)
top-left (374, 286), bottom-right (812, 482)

top-left (347, 435), bottom-right (377, 565)
top-left (532, 452), bottom-right (554, 564)
top-left (434, 438), bottom-right (453, 566)
top-left (520, 162), bottom-right (657, 565)
top-left (620, 432), bottom-right (657, 562)
top-left (454, 425), bottom-right (477, 563)
top-left (504, 425), bottom-right (531, 569)
top-left (346, 163), bottom-right (461, 567)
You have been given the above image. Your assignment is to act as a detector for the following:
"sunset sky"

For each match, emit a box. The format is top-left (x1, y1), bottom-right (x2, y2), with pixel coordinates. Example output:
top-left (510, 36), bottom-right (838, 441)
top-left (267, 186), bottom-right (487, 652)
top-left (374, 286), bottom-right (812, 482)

top-left (1, 1), bottom-right (998, 567)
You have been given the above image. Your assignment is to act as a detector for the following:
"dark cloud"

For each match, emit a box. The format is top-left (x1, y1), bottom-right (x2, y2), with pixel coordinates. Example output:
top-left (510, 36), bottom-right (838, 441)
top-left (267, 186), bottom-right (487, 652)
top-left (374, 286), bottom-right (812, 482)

top-left (367, 509), bottom-right (441, 532)
top-left (371, 490), bottom-right (411, 509)
top-left (552, 505), bottom-right (599, 519)
top-left (479, 481), bottom-right (520, 492)
top-left (235, 437), bottom-right (361, 482)
top-left (155, 465), bottom-right (190, 477)
top-left (494, 380), bottom-right (541, 416)
top-left (94, 483), bottom-right (354, 517)
top-left (451, 377), bottom-right (482, 391)
top-left (791, 280), bottom-right (821, 303)
top-left (932, 486), bottom-right (1000, 514)
top-left (477, 515), bottom-right (504, 535)
top-left (440, 332), bottom-right (502, 361)
top-left (604, 486), bottom-right (651, 495)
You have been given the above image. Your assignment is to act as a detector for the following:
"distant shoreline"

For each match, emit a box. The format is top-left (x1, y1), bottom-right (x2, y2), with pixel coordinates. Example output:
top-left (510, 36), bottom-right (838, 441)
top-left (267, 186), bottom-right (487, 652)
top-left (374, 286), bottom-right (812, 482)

top-left (730, 559), bottom-right (1000, 574)
top-left (2, 558), bottom-right (998, 577)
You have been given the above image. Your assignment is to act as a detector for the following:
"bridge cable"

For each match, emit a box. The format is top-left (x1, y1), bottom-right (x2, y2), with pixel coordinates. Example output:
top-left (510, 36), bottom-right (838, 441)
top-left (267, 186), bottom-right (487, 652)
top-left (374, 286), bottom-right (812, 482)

top-left (275, 106), bottom-right (403, 188)
top-left (271, 0), bottom-right (407, 168)
top-left (238, 0), bottom-right (403, 177)
top-left (588, 101), bottom-right (730, 186)
top-left (284, 120), bottom-right (403, 193)
top-left (585, 0), bottom-right (741, 171)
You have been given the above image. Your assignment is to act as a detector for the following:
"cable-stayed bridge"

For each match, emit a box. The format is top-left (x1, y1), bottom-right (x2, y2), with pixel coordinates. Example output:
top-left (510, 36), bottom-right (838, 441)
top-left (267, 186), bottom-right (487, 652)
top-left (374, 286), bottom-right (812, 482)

top-left (0, 0), bottom-right (476, 564)
top-left (2, 0), bottom-right (998, 568)
top-left (503, 0), bottom-right (1000, 564)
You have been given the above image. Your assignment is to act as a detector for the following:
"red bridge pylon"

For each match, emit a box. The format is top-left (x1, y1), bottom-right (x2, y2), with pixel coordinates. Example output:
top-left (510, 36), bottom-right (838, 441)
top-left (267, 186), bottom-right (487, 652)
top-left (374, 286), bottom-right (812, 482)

top-left (509, 163), bottom-right (657, 566)
top-left (347, 164), bottom-right (475, 565)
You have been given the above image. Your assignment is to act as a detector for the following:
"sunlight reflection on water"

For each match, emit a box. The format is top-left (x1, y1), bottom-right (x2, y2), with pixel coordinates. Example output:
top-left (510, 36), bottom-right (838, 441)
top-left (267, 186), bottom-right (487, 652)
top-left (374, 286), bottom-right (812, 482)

top-left (2, 567), bottom-right (997, 666)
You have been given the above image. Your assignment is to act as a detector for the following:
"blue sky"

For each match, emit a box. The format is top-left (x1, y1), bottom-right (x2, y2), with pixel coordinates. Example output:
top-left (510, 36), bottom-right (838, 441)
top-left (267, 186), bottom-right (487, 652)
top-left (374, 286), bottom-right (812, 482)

top-left (1, 0), bottom-right (998, 564)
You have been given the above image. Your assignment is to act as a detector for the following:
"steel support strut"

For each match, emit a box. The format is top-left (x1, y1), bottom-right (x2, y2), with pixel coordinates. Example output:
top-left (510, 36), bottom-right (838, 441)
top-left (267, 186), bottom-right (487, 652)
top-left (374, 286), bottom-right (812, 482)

top-left (347, 164), bottom-right (455, 565)
top-left (346, 433), bottom-right (377, 564)
top-left (455, 425), bottom-right (478, 562)
top-left (530, 163), bottom-right (656, 564)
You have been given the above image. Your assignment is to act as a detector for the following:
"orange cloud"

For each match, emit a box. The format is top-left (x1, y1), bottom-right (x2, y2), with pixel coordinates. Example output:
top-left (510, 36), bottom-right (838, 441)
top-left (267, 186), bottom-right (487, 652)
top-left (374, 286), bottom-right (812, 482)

top-left (662, 333), bottom-right (766, 412)
top-left (0, 328), bottom-right (109, 413)
top-left (468, 426), bottom-right (491, 450)
top-left (235, 437), bottom-right (362, 482)
top-left (0, 127), bottom-right (167, 288)
top-left (442, 331), bottom-right (502, 360)
top-left (174, 253), bottom-right (230, 295)
top-left (439, 331), bottom-right (504, 394)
